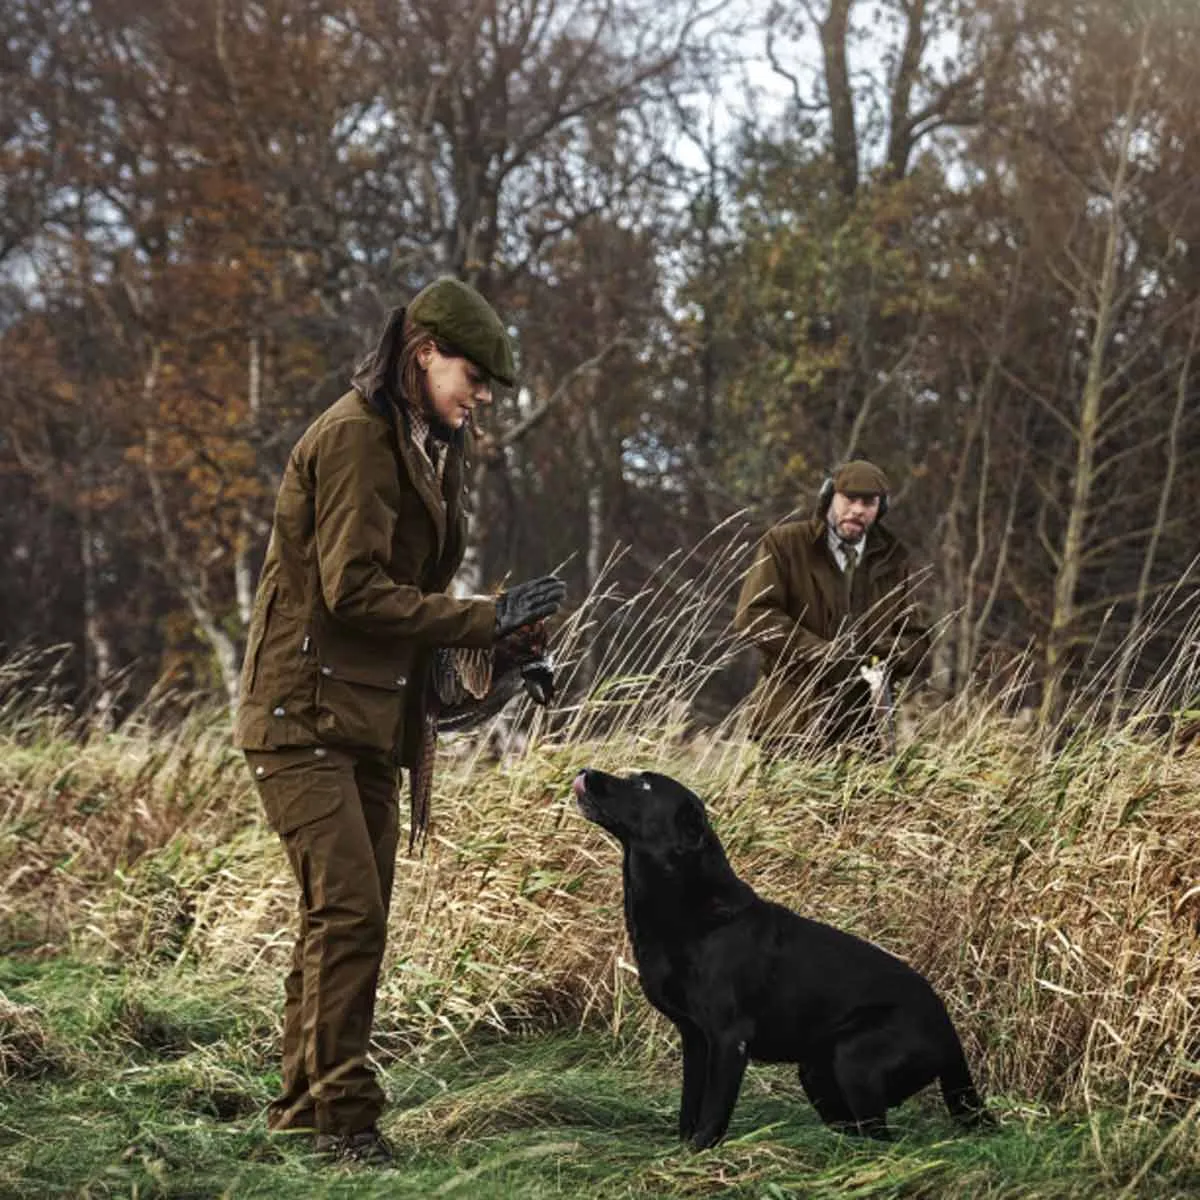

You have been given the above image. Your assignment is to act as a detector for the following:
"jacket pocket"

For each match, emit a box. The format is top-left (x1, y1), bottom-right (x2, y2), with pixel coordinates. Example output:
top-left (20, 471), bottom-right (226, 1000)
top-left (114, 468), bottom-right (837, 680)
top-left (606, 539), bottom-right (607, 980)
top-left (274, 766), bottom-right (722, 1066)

top-left (245, 747), bottom-right (345, 835)
top-left (314, 659), bottom-right (409, 752)
top-left (250, 595), bottom-right (315, 714)
top-left (241, 582), bottom-right (278, 697)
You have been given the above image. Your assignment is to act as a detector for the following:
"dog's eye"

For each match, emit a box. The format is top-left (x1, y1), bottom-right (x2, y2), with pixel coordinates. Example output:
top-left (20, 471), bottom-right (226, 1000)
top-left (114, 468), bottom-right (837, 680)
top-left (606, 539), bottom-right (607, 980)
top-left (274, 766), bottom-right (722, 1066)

top-left (639, 778), bottom-right (651, 791)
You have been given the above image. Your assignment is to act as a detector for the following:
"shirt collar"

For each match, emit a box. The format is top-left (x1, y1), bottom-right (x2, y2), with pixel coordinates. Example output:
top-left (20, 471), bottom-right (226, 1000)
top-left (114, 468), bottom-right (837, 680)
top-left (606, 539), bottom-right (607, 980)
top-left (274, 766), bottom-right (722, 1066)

top-left (407, 406), bottom-right (446, 480)
top-left (827, 523), bottom-right (864, 568)
top-left (408, 405), bottom-right (431, 448)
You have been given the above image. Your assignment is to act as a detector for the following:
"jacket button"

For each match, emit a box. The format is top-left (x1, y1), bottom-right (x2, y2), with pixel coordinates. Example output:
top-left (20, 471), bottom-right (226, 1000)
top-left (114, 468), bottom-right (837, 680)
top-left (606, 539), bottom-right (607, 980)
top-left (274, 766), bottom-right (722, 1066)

top-left (272, 706), bottom-right (286, 717)
top-left (314, 748), bottom-right (327, 758)
top-left (320, 666), bottom-right (334, 676)
top-left (395, 676), bottom-right (406, 686)
top-left (255, 766), bottom-right (265, 777)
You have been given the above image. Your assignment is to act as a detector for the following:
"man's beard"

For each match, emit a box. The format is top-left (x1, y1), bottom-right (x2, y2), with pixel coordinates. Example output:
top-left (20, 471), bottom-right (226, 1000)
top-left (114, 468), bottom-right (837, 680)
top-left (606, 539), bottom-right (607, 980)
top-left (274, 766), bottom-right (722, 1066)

top-left (829, 515), bottom-right (865, 544)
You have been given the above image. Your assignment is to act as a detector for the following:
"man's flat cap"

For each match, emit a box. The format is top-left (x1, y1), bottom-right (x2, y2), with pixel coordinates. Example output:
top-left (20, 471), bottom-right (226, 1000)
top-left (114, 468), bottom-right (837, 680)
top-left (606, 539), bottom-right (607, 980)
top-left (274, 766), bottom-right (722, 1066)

top-left (834, 459), bottom-right (889, 496)
top-left (409, 277), bottom-right (516, 387)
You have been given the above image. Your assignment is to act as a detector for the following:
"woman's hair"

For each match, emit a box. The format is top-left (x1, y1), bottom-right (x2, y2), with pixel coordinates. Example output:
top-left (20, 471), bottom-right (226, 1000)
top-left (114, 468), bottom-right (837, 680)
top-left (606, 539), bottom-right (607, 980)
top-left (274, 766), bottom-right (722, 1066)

top-left (352, 307), bottom-right (459, 413)
top-left (396, 317), bottom-right (471, 447)
top-left (396, 313), bottom-right (446, 413)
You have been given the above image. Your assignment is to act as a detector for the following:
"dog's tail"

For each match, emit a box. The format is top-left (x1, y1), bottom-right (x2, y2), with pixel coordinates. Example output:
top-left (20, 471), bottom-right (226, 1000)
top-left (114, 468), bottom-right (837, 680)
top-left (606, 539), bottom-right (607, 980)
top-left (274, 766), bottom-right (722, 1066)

top-left (939, 1034), bottom-right (995, 1131)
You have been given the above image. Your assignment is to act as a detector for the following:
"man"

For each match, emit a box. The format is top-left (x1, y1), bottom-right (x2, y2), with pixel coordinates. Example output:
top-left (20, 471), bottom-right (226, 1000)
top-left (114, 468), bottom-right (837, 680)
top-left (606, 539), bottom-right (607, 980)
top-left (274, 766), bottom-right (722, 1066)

top-left (734, 459), bottom-right (928, 754)
top-left (235, 277), bottom-right (565, 1164)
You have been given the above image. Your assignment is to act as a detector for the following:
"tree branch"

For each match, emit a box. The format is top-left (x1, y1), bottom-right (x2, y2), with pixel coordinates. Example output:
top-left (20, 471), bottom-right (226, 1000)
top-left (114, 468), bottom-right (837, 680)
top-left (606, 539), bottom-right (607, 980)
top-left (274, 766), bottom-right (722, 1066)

top-left (499, 336), bottom-right (636, 449)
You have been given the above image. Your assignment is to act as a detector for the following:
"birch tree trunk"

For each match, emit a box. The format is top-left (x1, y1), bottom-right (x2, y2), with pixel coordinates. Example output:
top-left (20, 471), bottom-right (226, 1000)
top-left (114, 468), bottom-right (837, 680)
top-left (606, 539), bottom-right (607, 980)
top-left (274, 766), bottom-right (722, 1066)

top-left (1039, 34), bottom-right (1146, 727)
top-left (234, 332), bottom-right (264, 629)
top-left (78, 484), bottom-right (117, 724)
top-left (140, 346), bottom-right (243, 710)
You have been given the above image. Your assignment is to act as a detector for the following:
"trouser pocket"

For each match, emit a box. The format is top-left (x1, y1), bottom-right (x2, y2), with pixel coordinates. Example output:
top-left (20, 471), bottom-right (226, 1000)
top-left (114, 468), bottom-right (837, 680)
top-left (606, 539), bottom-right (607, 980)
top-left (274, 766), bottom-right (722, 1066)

top-left (245, 747), bottom-right (348, 835)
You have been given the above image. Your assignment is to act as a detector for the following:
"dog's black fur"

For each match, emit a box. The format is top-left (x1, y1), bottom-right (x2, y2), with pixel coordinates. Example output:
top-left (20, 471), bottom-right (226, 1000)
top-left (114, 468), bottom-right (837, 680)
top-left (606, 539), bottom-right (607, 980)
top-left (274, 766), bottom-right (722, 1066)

top-left (573, 768), bottom-right (991, 1149)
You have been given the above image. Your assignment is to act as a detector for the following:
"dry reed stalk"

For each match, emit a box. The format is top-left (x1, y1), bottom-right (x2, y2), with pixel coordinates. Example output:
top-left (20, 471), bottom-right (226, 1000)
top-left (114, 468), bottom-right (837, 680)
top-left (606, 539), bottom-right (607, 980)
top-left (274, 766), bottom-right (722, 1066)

top-left (1, 529), bottom-right (1197, 1117)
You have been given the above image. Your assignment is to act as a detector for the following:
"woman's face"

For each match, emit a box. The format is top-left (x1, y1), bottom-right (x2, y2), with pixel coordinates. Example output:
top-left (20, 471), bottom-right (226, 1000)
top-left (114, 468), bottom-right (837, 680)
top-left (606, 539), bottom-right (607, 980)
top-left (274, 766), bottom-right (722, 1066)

top-left (417, 341), bottom-right (494, 431)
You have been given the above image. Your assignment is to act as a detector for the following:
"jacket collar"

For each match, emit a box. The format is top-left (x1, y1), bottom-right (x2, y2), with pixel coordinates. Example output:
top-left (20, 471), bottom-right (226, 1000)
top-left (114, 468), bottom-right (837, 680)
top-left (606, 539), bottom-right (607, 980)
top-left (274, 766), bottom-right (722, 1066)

top-left (362, 389), bottom-right (449, 560)
top-left (793, 517), bottom-right (836, 619)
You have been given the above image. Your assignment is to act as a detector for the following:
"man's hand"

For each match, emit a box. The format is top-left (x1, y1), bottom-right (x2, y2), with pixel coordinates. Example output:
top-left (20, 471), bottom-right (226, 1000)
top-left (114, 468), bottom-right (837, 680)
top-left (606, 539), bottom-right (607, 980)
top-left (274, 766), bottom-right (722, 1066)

top-left (495, 575), bottom-right (566, 639)
top-left (825, 652), bottom-right (872, 688)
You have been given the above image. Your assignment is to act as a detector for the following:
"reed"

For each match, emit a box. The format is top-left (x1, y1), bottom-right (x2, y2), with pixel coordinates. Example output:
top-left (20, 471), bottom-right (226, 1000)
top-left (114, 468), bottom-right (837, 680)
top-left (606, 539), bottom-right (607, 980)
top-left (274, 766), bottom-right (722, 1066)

top-left (2, 529), bottom-right (1198, 1126)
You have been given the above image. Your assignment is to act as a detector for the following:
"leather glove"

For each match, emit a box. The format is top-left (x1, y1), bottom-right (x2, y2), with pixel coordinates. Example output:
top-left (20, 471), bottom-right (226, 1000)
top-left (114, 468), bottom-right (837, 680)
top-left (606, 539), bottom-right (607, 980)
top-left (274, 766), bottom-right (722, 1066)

top-left (495, 575), bottom-right (566, 639)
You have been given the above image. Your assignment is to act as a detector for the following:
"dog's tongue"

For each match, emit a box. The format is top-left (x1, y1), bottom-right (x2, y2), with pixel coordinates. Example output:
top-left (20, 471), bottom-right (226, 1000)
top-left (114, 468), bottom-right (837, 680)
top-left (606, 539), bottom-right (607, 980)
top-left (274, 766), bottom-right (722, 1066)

top-left (571, 773), bottom-right (587, 798)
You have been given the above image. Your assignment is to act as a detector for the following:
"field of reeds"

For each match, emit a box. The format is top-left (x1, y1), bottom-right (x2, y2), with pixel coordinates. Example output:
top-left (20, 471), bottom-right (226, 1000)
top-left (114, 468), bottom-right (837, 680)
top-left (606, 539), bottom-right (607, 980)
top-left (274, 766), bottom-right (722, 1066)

top-left (2, 538), bottom-right (1199, 1197)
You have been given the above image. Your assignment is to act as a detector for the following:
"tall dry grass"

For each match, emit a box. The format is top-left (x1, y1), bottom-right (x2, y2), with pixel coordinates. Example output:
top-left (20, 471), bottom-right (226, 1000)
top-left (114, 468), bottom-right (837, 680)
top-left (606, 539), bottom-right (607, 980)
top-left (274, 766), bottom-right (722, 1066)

top-left (1, 529), bottom-right (1198, 1120)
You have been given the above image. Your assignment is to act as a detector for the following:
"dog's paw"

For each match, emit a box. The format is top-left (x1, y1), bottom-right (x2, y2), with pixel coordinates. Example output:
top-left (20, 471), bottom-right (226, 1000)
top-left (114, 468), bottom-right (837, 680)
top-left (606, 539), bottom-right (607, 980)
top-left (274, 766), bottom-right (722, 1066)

top-left (688, 1127), bottom-right (724, 1152)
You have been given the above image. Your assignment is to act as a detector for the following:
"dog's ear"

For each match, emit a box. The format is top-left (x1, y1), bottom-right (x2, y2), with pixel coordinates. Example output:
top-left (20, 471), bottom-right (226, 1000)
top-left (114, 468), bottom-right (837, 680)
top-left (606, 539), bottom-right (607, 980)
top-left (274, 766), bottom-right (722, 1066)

top-left (673, 802), bottom-right (708, 851)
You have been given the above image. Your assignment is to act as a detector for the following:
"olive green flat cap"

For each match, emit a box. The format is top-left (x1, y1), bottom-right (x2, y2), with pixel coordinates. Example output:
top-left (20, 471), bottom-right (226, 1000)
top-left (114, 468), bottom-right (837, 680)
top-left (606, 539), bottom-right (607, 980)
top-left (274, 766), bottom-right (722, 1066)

top-left (834, 459), bottom-right (889, 496)
top-left (409, 277), bottom-right (516, 387)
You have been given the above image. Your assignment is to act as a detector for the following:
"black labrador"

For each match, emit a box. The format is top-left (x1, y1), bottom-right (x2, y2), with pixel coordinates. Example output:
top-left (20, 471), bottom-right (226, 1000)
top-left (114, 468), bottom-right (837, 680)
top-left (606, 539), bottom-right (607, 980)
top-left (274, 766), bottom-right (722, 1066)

top-left (572, 768), bottom-right (991, 1149)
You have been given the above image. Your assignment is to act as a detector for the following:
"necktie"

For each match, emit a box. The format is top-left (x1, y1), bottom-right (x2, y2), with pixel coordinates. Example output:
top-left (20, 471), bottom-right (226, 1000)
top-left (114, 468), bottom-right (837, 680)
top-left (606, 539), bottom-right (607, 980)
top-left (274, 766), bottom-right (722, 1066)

top-left (841, 541), bottom-right (859, 613)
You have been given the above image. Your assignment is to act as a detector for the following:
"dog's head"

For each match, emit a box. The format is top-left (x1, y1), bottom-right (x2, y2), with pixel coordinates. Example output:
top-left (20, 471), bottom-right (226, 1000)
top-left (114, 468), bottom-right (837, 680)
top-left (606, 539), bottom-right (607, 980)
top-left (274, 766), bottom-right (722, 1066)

top-left (572, 768), bottom-right (713, 856)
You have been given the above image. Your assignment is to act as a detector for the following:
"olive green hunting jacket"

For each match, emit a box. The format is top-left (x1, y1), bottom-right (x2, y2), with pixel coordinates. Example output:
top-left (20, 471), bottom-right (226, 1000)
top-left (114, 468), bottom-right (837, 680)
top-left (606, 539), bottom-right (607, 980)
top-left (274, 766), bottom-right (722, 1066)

top-left (734, 516), bottom-right (928, 740)
top-left (234, 389), bottom-right (497, 766)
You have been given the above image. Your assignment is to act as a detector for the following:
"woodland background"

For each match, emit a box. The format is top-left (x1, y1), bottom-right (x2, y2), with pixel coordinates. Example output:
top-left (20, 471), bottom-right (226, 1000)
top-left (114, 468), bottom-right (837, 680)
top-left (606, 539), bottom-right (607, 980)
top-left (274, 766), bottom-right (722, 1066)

top-left (2, 0), bottom-right (1198, 726)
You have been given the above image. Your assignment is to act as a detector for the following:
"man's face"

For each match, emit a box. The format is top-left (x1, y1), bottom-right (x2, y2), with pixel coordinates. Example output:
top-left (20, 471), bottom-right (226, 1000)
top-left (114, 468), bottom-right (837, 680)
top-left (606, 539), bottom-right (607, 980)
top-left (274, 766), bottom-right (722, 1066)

top-left (828, 490), bottom-right (881, 542)
top-left (418, 342), bottom-right (494, 431)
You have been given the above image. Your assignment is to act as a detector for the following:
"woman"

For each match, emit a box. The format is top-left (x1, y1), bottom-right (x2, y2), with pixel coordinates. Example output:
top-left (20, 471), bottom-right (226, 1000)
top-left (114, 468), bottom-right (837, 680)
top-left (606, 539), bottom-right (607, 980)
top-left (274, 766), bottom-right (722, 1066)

top-left (235, 277), bottom-right (565, 1165)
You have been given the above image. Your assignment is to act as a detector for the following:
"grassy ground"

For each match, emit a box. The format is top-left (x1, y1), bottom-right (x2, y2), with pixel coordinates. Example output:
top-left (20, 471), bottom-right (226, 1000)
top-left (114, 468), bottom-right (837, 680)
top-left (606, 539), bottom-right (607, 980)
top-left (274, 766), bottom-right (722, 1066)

top-left (2, 606), bottom-right (1199, 1197)
top-left (2, 956), bottom-right (1198, 1199)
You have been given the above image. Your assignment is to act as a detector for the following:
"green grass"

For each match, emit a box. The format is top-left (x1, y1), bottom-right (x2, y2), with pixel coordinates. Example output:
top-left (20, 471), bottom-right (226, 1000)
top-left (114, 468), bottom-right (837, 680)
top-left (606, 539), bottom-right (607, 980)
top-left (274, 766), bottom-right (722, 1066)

top-left (2, 958), bottom-right (1198, 1198)
top-left (3, 598), bottom-right (1200, 1199)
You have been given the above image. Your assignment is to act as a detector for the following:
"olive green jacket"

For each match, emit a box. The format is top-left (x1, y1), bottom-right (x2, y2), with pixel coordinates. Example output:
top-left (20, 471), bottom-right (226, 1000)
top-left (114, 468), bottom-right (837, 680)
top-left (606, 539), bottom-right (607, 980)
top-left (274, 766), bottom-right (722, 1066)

top-left (734, 516), bottom-right (928, 739)
top-left (234, 389), bottom-right (497, 765)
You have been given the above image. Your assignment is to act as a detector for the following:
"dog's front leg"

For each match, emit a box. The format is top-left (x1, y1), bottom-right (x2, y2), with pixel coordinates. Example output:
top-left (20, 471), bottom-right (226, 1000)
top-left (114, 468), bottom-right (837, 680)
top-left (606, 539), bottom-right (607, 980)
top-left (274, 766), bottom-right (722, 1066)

top-left (677, 1021), bottom-right (708, 1141)
top-left (689, 1029), bottom-right (749, 1151)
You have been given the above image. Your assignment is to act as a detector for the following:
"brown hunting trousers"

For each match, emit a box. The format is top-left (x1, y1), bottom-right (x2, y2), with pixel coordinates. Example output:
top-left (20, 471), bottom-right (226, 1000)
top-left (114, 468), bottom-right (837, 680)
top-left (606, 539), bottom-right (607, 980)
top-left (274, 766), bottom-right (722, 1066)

top-left (245, 745), bottom-right (399, 1136)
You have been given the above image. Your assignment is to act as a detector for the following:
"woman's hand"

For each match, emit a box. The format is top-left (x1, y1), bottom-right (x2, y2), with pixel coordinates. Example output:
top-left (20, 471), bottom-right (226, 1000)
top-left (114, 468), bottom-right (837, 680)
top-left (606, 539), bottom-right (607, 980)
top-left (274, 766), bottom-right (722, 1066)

top-left (494, 576), bottom-right (566, 638)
